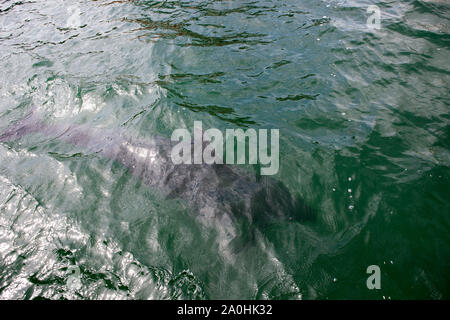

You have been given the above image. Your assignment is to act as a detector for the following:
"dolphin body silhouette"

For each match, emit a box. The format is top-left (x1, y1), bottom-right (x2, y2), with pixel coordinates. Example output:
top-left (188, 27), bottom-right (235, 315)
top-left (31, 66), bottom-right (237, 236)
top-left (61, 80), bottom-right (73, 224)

top-left (0, 112), bottom-right (315, 245)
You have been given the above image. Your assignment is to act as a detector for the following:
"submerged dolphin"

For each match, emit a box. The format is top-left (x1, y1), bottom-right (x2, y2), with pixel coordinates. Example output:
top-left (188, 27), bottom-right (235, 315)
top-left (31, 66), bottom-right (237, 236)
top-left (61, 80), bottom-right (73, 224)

top-left (0, 111), bottom-right (315, 245)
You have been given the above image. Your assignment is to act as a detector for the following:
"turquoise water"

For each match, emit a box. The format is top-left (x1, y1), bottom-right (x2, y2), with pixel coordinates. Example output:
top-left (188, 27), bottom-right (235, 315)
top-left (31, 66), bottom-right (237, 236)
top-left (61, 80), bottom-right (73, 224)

top-left (0, 0), bottom-right (449, 299)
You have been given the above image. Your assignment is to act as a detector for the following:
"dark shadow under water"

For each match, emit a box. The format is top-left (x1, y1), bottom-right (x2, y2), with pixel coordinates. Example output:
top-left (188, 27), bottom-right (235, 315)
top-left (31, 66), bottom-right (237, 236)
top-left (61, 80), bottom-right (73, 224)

top-left (0, 112), bottom-right (316, 252)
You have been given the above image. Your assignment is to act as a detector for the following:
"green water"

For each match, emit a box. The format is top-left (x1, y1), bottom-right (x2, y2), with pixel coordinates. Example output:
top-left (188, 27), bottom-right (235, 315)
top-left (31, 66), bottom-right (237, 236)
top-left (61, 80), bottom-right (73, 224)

top-left (0, 0), bottom-right (449, 300)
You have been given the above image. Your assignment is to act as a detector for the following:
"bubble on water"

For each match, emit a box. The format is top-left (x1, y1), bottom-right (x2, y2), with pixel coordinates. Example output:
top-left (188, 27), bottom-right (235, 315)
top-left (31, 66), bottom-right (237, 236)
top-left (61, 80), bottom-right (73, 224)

top-left (348, 189), bottom-right (352, 193)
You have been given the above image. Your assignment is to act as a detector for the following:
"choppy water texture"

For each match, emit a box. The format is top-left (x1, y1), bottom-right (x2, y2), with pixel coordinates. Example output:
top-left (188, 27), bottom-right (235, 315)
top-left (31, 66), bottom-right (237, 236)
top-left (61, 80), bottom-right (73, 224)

top-left (0, 0), bottom-right (449, 300)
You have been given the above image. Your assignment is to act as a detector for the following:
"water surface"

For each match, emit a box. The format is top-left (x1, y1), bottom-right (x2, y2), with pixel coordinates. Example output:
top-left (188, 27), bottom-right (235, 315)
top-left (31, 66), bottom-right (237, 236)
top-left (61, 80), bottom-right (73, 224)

top-left (0, 0), bottom-right (449, 299)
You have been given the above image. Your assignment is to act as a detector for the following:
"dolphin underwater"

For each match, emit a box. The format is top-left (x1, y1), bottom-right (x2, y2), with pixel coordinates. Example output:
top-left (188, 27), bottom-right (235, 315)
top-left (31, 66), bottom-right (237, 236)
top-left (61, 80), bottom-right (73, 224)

top-left (0, 111), bottom-right (315, 246)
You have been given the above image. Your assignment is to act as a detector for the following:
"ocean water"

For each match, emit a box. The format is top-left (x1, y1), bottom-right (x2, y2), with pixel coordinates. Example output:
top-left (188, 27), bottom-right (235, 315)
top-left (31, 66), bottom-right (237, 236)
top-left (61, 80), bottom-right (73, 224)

top-left (0, 0), bottom-right (448, 300)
